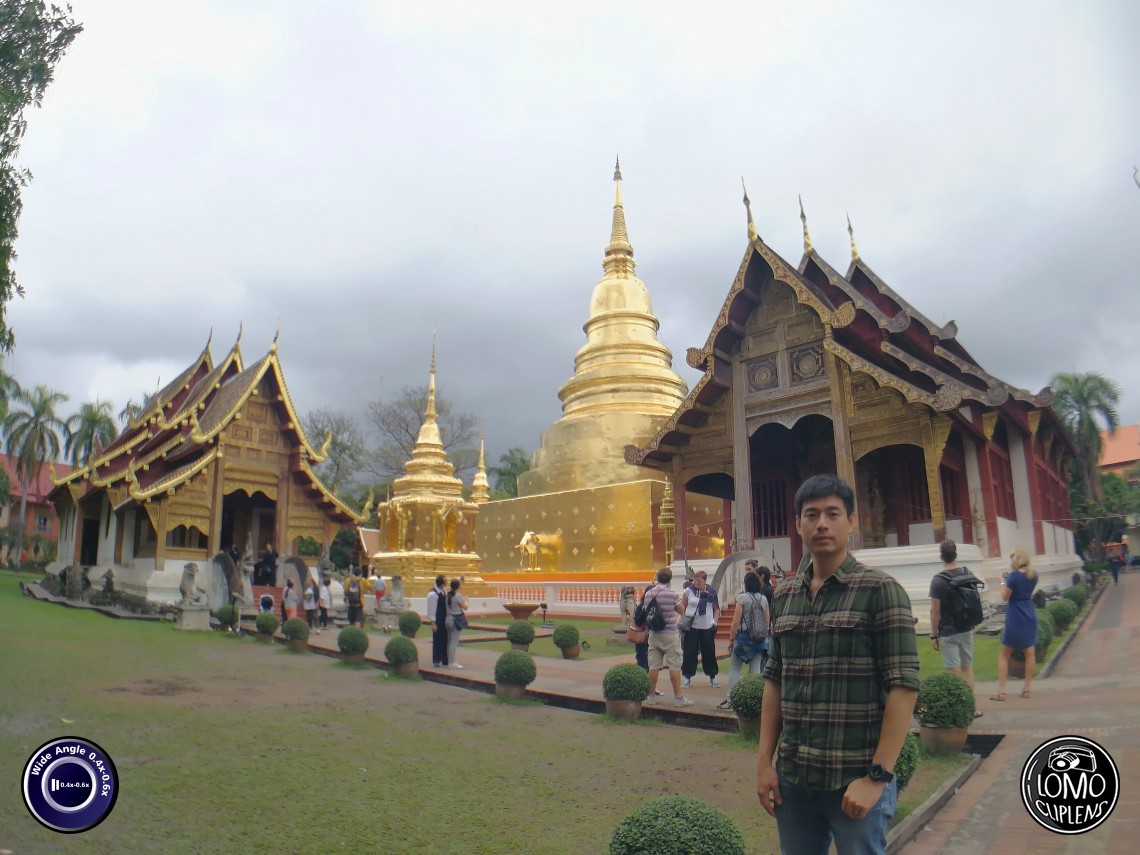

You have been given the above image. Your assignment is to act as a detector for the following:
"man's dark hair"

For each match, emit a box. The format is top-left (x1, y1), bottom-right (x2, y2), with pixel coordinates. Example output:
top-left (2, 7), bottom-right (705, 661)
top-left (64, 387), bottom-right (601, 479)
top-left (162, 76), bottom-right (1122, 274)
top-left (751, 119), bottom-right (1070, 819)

top-left (743, 573), bottom-right (762, 594)
top-left (793, 474), bottom-right (855, 517)
top-left (744, 558), bottom-right (759, 568)
top-left (939, 539), bottom-right (957, 563)
top-left (435, 575), bottom-right (445, 587)
top-left (757, 566), bottom-right (771, 583)
top-left (655, 567), bottom-right (672, 584)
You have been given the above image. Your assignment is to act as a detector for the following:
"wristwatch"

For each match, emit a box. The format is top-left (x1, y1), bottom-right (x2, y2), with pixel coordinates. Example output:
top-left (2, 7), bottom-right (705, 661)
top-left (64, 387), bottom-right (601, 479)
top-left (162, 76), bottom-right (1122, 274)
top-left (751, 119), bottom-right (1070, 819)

top-left (866, 763), bottom-right (894, 783)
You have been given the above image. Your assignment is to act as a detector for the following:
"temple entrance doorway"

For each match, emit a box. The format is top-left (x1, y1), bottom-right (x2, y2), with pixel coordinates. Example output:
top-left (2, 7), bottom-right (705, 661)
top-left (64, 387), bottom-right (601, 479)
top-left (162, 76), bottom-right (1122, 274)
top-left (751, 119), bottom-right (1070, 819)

top-left (855, 444), bottom-right (932, 548)
top-left (220, 490), bottom-right (276, 581)
top-left (80, 518), bottom-right (100, 566)
top-left (749, 415), bottom-right (836, 571)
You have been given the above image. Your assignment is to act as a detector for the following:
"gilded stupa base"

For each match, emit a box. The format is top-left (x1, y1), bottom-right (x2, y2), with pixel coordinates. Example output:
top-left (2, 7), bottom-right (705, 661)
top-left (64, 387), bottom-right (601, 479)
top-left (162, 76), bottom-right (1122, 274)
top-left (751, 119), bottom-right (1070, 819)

top-left (372, 551), bottom-right (497, 598)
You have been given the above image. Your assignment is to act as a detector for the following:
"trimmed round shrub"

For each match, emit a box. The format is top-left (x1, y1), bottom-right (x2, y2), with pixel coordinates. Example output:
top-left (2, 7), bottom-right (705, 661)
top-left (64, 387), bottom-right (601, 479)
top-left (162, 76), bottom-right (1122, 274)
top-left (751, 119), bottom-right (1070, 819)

top-left (338, 626), bottom-right (370, 655)
top-left (384, 635), bottom-right (418, 666)
top-left (914, 672), bottom-right (975, 728)
top-left (895, 732), bottom-right (920, 792)
top-left (215, 604), bottom-right (238, 627)
top-left (1062, 583), bottom-right (1089, 608)
top-left (1046, 598), bottom-right (1078, 630)
top-left (494, 650), bottom-right (537, 686)
top-left (729, 673), bottom-right (765, 719)
top-left (255, 612), bottom-right (280, 635)
top-left (397, 610), bottom-right (422, 636)
top-left (282, 618), bottom-right (310, 642)
top-left (1035, 612), bottom-right (1054, 658)
top-left (506, 621), bottom-right (536, 646)
top-left (1083, 560), bottom-right (1107, 574)
top-left (603, 663), bottom-right (652, 701)
top-left (609, 795), bottom-right (745, 855)
top-left (1031, 590), bottom-right (1048, 610)
top-left (552, 624), bottom-right (580, 649)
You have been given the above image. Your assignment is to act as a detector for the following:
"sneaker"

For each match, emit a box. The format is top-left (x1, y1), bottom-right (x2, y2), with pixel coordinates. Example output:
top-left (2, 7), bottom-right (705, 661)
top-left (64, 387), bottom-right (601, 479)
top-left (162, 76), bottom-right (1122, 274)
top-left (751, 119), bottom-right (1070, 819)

top-left (654, 690), bottom-right (664, 696)
top-left (710, 678), bottom-right (721, 688)
top-left (716, 698), bottom-right (732, 710)
top-left (645, 694), bottom-right (657, 703)
top-left (452, 663), bottom-right (464, 669)
top-left (673, 697), bottom-right (694, 708)
top-left (681, 677), bottom-right (691, 689)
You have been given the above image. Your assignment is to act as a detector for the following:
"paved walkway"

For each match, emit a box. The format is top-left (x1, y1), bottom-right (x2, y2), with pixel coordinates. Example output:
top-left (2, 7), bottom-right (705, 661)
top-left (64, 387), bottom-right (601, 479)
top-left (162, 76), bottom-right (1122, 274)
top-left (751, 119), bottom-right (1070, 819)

top-left (898, 573), bottom-right (1140, 855)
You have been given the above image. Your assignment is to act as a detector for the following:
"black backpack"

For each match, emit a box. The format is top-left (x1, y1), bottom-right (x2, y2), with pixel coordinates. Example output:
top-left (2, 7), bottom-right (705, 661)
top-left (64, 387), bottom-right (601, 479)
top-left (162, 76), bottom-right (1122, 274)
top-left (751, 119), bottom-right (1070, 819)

top-left (346, 577), bottom-right (362, 606)
top-left (940, 570), bottom-right (984, 632)
top-left (644, 594), bottom-right (667, 632)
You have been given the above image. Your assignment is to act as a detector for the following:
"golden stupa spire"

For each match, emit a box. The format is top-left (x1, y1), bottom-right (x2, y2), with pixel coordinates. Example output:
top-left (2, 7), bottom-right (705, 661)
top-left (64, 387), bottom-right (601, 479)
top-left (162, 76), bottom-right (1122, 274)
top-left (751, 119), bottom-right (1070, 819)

top-left (742, 178), bottom-right (758, 243)
top-left (603, 155), bottom-right (634, 276)
top-left (799, 195), bottom-right (813, 254)
top-left (847, 212), bottom-right (860, 262)
top-left (426, 339), bottom-right (438, 422)
top-left (471, 433), bottom-right (491, 504)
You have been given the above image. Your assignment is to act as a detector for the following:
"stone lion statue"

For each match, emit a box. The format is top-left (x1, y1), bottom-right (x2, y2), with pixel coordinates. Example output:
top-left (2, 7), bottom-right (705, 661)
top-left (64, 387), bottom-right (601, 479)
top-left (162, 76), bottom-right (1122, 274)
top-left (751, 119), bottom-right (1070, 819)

top-left (618, 586), bottom-right (637, 628)
top-left (179, 562), bottom-right (209, 606)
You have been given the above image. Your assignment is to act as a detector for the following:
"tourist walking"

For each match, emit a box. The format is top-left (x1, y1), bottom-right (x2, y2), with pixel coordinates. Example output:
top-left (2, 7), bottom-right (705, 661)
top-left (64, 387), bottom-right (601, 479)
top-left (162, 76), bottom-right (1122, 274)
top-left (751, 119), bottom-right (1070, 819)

top-left (718, 571), bottom-right (769, 709)
top-left (318, 574), bottom-right (332, 629)
top-left (426, 575), bottom-right (450, 667)
top-left (992, 548), bottom-right (1038, 702)
top-left (303, 579), bottom-right (320, 633)
top-left (757, 475), bottom-right (920, 855)
top-left (679, 570), bottom-right (720, 689)
top-left (371, 568), bottom-right (386, 608)
top-left (446, 578), bottom-right (469, 668)
top-left (344, 569), bottom-right (365, 628)
top-left (645, 567), bottom-right (692, 707)
top-left (282, 578), bottom-right (299, 621)
top-left (929, 539), bottom-right (983, 717)
top-left (1109, 553), bottom-right (1123, 585)
top-left (631, 577), bottom-right (655, 672)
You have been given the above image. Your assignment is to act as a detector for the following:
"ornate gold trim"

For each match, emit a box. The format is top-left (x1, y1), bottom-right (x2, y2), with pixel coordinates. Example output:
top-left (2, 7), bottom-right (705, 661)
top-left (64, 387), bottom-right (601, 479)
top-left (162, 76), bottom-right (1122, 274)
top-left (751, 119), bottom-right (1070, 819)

top-left (981, 412), bottom-right (998, 442)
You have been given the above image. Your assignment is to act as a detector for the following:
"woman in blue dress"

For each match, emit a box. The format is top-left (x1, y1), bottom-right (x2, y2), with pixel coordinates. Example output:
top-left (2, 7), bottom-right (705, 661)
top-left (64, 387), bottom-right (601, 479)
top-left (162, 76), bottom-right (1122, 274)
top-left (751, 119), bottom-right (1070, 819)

top-left (992, 548), bottom-right (1038, 701)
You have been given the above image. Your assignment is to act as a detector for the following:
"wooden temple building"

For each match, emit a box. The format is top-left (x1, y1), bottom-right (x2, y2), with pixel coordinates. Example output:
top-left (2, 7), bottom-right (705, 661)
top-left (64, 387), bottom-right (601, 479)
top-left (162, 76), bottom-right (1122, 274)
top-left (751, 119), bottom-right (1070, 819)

top-left (626, 193), bottom-right (1079, 596)
top-left (48, 331), bottom-right (370, 605)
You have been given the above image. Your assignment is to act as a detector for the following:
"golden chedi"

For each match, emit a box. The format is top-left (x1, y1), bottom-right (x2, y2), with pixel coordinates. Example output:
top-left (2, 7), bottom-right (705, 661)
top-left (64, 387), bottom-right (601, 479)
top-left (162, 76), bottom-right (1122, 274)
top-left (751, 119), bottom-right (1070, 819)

top-left (477, 161), bottom-right (725, 576)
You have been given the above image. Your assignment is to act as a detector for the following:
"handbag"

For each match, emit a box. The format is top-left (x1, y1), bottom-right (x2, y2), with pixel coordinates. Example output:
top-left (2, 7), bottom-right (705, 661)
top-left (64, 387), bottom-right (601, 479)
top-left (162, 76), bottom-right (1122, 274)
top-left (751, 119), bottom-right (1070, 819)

top-left (452, 612), bottom-right (468, 631)
top-left (678, 614), bottom-right (694, 633)
top-left (626, 624), bottom-right (648, 644)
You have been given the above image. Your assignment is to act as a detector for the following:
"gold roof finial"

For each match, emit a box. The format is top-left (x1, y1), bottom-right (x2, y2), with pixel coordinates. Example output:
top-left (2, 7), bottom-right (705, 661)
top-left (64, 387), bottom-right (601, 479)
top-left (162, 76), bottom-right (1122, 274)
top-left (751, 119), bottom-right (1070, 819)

top-left (471, 432), bottom-right (491, 504)
top-left (271, 320), bottom-right (280, 353)
top-left (847, 212), bottom-right (860, 262)
top-left (603, 156), bottom-right (634, 276)
top-left (742, 178), bottom-right (758, 243)
top-left (799, 195), bottom-right (813, 254)
top-left (425, 340), bottom-right (438, 422)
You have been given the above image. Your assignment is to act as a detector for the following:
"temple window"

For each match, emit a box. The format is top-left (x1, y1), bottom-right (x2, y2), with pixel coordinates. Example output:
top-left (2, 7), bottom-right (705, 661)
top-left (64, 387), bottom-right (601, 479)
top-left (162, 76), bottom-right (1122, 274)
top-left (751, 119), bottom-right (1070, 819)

top-left (134, 514), bottom-right (157, 556)
top-left (902, 457), bottom-right (932, 522)
top-left (165, 525), bottom-right (207, 549)
top-left (752, 478), bottom-right (788, 538)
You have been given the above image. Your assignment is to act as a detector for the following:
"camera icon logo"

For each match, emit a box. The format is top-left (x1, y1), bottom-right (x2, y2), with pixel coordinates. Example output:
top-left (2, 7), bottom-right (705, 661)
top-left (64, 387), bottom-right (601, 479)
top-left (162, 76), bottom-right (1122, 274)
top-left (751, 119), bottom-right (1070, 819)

top-left (1046, 746), bottom-right (1096, 774)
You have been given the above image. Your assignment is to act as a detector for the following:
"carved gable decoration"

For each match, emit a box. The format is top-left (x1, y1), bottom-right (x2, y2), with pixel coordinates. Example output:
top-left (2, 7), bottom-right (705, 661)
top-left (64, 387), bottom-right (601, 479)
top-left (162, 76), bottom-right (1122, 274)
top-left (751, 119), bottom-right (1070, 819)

top-left (791, 345), bottom-right (824, 383)
top-left (246, 400), bottom-right (268, 424)
top-left (747, 357), bottom-right (779, 392)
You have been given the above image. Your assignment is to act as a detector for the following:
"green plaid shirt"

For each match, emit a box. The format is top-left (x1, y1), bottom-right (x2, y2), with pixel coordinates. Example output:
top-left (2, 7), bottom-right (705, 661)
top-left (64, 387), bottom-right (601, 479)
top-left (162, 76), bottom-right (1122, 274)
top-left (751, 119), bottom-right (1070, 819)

top-left (763, 554), bottom-right (920, 792)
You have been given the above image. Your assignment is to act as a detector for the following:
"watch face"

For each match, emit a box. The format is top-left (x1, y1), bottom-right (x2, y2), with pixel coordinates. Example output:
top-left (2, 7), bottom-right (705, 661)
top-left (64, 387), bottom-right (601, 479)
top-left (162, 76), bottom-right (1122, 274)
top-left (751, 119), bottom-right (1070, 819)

top-left (869, 764), bottom-right (891, 781)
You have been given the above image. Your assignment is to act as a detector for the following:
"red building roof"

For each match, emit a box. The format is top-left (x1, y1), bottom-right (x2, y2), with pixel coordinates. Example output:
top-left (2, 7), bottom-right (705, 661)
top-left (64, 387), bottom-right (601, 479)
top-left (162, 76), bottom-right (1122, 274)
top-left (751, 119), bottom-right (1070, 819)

top-left (1099, 424), bottom-right (1140, 472)
top-left (0, 454), bottom-right (73, 504)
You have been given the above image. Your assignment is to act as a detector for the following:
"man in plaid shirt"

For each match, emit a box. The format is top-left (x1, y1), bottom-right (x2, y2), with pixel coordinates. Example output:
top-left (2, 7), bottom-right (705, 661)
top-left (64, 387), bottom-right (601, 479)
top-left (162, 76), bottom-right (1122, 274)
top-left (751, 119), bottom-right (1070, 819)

top-left (757, 475), bottom-right (920, 855)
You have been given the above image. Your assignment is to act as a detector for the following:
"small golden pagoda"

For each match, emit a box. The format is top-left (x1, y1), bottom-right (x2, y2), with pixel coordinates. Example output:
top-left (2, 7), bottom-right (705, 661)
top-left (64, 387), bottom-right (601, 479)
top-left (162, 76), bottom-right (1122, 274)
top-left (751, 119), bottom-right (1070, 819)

top-left (370, 348), bottom-right (491, 596)
top-left (476, 161), bottom-right (726, 577)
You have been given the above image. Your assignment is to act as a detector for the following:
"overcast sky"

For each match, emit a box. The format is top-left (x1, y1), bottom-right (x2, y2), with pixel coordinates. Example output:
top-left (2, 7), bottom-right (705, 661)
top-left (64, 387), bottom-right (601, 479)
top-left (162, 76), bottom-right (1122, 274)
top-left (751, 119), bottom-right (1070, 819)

top-left (7, 0), bottom-right (1139, 474)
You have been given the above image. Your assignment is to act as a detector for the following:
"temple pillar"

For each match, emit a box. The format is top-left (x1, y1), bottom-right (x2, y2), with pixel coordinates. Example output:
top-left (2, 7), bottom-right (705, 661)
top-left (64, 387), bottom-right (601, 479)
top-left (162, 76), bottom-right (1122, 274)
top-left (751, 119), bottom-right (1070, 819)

top-left (277, 470), bottom-right (291, 556)
top-left (1007, 428), bottom-right (1033, 548)
top-left (921, 415), bottom-right (953, 543)
top-left (730, 357), bottom-right (754, 550)
top-left (206, 456), bottom-right (225, 556)
top-left (1023, 412), bottom-right (1046, 555)
top-left (976, 413), bottom-right (1002, 558)
top-left (672, 458), bottom-right (688, 566)
top-left (824, 347), bottom-right (859, 545)
top-left (154, 501), bottom-right (168, 567)
top-left (71, 503), bottom-right (85, 566)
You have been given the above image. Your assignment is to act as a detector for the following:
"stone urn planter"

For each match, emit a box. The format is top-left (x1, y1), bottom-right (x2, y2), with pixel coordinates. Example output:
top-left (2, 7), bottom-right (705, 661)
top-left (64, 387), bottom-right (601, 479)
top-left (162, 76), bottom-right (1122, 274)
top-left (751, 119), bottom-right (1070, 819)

top-left (494, 651), bottom-right (537, 701)
top-left (286, 639), bottom-right (308, 653)
top-left (736, 716), bottom-right (761, 738)
top-left (605, 699), bottom-right (642, 721)
top-left (919, 724), bottom-right (968, 754)
top-left (1009, 657), bottom-right (1026, 679)
top-left (397, 611), bottom-right (422, 639)
top-left (394, 661), bottom-right (419, 678)
top-left (343, 652), bottom-right (365, 665)
top-left (560, 644), bottom-right (581, 660)
top-left (385, 636), bottom-right (418, 678)
top-left (504, 603), bottom-right (540, 622)
top-left (552, 625), bottom-right (581, 661)
top-left (506, 621), bottom-right (535, 653)
top-left (496, 682), bottom-right (528, 700)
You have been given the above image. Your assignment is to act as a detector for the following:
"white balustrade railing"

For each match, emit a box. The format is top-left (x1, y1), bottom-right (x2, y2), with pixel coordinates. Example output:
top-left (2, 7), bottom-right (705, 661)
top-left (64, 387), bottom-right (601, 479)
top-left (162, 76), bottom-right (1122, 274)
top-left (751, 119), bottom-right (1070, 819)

top-left (493, 581), bottom-right (649, 614)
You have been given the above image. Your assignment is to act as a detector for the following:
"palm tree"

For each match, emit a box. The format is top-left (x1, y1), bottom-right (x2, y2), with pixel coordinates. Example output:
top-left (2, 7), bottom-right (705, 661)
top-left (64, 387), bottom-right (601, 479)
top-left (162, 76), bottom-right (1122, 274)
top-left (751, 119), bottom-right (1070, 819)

top-left (1050, 372), bottom-right (1120, 501)
top-left (489, 447), bottom-right (532, 498)
top-left (66, 399), bottom-right (118, 467)
top-left (0, 360), bottom-right (19, 423)
top-left (4, 385), bottom-right (69, 564)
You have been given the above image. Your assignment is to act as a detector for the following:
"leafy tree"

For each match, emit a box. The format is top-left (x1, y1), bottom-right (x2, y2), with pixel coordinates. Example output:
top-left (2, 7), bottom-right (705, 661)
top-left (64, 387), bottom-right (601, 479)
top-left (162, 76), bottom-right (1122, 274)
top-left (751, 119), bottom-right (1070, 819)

top-left (365, 385), bottom-right (478, 481)
top-left (0, 3), bottom-right (82, 352)
top-left (0, 358), bottom-right (17, 421)
top-left (303, 406), bottom-right (367, 493)
top-left (3, 383), bottom-right (67, 560)
top-left (65, 398), bottom-right (116, 466)
top-left (330, 526), bottom-right (358, 569)
top-left (1050, 372), bottom-right (1120, 502)
top-left (489, 446), bottom-right (531, 498)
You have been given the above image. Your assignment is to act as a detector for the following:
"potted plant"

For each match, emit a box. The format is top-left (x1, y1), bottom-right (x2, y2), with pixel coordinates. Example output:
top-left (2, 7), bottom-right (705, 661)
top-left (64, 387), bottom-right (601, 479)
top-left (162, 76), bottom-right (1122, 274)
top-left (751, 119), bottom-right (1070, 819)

top-left (282, 618), bottom-right (310, 651)
top-left (610, 795), bottom-right (745, 855)
top-left (494, 650), bottom-right (536, 699)
top-left (397, 610), bottom-right (422, 639)
top-left (895, 732), bottom-right (920, 792)
top-left (338, 626), bottom-right (370, 664)
top-left (215, 604), bottom-right (238, 632)
top-left (1046, 598), bottom-right (1078, 635)
top-left (914, 672), bottom-right (974, 754)
top-left (602, 663), bottom-right (652, 721)
top-left (255, 611), bottom-right (279, 641)
top-left (728, 673), bottom-right (765, 737)
top-left (552, 624), bottom-right (581, 659)
top-left (1062, 583), bottom-right (1089, 609)
top-left (506, 621), bottom-right (535, 651)
top-left (385, 636), bottom-right (419, 677)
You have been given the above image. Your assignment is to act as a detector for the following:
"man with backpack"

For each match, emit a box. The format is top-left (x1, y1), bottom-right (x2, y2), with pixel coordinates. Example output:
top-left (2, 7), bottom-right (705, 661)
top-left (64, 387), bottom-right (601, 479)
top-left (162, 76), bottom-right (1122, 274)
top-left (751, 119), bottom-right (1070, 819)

top-left (929, 539), bottom-right (984, 718)
top-left (345, 569), bottom-right (365, 628)
top-left (643, 567), bottom-right (693, 707)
